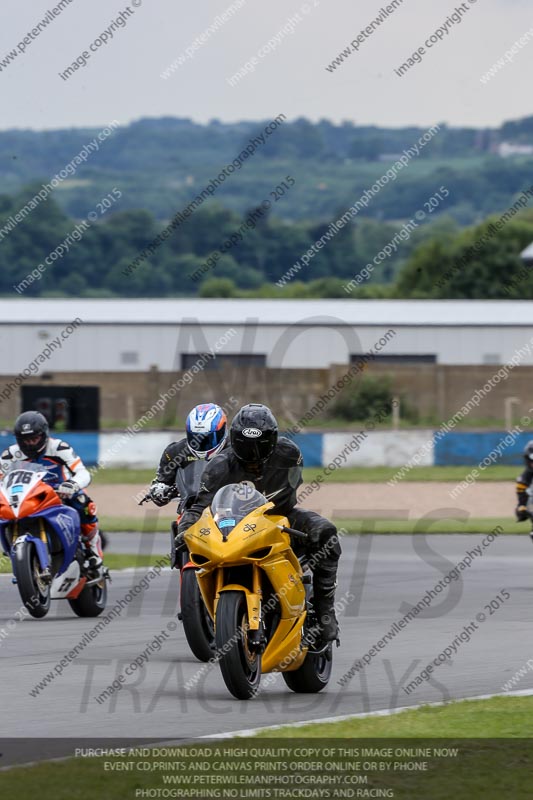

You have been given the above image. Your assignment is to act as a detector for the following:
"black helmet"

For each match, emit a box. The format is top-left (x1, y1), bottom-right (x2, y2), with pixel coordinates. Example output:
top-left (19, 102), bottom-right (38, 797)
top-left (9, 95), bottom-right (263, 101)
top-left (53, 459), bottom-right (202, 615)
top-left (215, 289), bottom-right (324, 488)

top-left (14, 411), bottom-right (49, 458)
top-left (524, 440), bottom-right (533, 467)
top-left (230, 404), bottom-right (278, 472)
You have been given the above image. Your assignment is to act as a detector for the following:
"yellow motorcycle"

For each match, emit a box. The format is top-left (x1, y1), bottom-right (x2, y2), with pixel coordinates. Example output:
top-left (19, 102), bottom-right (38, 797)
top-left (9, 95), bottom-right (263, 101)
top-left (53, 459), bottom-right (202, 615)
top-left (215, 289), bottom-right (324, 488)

top-left (183, 482), bottom-right (333, 699)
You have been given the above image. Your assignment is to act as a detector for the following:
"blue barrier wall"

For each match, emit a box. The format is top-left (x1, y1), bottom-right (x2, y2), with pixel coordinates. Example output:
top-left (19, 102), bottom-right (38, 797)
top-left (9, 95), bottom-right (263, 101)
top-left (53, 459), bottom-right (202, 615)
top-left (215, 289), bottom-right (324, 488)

top-left (2, 429), bottom-right (525, 469)
top-left (290, 433), bottom-right (323, 467)
top-left (434, 432), bottom-right (530, 466)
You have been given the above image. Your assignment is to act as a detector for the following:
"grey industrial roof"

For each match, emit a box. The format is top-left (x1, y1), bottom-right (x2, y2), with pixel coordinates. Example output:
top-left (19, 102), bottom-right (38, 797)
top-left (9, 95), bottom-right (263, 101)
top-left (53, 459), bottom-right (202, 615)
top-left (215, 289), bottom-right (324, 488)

top-left (0, 299), bottom-right (532, 326)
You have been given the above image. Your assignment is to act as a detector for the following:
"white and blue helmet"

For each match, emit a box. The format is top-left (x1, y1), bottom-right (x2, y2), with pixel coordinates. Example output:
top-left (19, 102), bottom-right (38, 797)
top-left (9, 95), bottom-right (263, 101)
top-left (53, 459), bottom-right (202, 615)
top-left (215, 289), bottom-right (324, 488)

top-left (186, 403), bottom-right (227, 460)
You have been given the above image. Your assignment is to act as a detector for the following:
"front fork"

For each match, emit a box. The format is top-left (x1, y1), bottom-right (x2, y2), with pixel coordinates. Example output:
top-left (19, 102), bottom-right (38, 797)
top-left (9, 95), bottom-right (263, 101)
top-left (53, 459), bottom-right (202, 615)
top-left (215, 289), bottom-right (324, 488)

top-left (13, 518), bottom-right (51, 574)
top-left (213, 564), bottom-right (266, 652)
top-left (247, 564), bottom-right (265, 651)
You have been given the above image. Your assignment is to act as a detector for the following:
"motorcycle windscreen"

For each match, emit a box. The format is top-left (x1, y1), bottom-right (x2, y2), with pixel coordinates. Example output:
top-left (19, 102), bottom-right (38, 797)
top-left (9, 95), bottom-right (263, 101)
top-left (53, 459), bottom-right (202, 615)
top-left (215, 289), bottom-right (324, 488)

top-left (0, 460), bottom-right (58, 515)
top-left (175, 459), bottom-right (206, 506)
top-left (211, 482), bottom-right (267, 534)
top-left (2, 459), bottom-right (56, 484)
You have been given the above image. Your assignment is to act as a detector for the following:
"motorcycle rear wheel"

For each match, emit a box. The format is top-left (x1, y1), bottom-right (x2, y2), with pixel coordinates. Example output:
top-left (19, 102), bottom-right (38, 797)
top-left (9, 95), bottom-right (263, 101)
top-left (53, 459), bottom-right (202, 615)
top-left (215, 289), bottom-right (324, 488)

top-left (68, 579), bottom-right (107, 617)
top-left (14, 541), bottom-right (51, 619)
top-left (215, 591), bottom-right (261, 699)
top-left (181, 568), bottom-right (215, 662)
top-left (282, 644), bottom-right (333, 693)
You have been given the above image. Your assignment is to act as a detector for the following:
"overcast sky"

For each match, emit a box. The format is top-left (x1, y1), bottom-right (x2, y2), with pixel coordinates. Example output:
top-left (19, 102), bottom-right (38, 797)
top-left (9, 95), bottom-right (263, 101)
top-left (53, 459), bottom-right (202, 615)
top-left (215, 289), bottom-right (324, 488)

top-left (1, 0), bottom-right (531, 130)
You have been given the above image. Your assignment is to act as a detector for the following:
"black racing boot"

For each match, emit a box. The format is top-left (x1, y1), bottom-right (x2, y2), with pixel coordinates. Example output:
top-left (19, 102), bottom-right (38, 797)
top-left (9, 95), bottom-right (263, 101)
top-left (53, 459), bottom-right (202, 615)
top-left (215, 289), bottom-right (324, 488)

top-left (313, 569), bottom-right (340, 644)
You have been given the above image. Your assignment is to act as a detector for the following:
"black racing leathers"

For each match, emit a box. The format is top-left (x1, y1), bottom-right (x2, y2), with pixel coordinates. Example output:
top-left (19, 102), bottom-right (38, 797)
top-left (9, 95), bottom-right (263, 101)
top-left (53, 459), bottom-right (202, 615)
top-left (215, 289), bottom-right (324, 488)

top-left (179, 437), bottom-right (341, 617)
top-left (155, 439), bottom-right (198, 486)
top-left (515, 466), bottom-right (533, 521)
top-left (516, 466), bottom-right (533, 506)
top-left (181, 437), bottom-right (303, 525)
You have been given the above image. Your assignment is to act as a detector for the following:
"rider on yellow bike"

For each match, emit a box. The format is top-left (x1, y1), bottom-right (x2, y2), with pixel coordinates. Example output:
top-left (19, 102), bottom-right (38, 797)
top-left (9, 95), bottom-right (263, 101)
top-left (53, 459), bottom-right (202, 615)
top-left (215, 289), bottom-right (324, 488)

top-left (178, 404), bottom-right (341, 643)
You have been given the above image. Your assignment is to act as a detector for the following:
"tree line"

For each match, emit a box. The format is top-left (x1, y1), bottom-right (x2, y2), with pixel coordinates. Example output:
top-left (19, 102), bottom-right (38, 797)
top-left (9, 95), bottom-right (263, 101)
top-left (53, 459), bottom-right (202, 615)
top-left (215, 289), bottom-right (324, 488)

top-left (2, 181), bottom-right (533, 299)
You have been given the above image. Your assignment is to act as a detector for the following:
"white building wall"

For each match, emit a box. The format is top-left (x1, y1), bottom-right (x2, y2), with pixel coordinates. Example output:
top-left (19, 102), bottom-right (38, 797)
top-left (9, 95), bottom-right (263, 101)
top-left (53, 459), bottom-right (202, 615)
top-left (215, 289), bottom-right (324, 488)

top-left (1, 298), bottom-right (533, 373)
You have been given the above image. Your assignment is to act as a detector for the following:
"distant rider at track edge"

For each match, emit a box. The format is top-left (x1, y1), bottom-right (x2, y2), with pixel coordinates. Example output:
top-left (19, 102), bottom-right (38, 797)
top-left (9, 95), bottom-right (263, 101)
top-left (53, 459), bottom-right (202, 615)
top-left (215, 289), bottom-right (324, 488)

top-left (515, 439), bottom-right (533, 543)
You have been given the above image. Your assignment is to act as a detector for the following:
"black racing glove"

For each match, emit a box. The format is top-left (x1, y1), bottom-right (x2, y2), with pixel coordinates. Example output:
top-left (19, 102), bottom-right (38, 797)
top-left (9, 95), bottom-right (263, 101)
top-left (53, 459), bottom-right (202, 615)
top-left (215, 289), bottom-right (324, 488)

top-left (149, 482), bottom-right (178, 507)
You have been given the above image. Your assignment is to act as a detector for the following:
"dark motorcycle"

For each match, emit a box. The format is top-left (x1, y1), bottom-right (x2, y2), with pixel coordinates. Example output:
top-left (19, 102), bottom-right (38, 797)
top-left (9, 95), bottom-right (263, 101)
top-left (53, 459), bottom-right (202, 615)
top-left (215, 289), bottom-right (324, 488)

top-left (141, 460), bottom-right (215, 662)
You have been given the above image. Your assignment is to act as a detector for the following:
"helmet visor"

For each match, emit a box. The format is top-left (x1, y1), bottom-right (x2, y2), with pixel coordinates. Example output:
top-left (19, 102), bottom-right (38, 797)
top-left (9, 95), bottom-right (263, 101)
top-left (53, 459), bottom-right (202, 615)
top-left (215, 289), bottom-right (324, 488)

top-left (188, 425), bottom-right (226, 458)
top-left (189, 431), bottom-right (217, 454)
top-left (17, 432), bottom-right (47, 457)
top-left (233, 434), bottom-right (276, 465)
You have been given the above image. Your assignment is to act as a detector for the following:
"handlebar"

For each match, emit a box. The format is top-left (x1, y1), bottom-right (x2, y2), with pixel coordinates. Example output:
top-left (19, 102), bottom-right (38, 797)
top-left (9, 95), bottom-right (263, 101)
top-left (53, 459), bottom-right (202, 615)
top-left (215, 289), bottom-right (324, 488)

top-left (138, 489), bottom-right (182, 506)
top-left (280, 525), bottom-right (308, 539)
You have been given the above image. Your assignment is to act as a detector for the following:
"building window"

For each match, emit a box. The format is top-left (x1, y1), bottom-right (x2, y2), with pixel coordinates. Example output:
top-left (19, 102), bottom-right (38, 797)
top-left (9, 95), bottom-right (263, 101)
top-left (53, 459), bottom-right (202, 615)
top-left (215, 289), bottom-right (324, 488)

top-left (350, 353), bottom-right (436, 364)
top-left (121, 351), bottom-right (139, 365)
top-left (181, 353), bottom-right (266, 370)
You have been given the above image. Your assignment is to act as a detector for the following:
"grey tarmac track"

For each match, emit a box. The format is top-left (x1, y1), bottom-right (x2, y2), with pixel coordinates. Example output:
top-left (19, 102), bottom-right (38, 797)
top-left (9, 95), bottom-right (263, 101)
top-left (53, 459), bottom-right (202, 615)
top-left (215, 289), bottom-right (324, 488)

top-left (0, 534), bottom-right (532, 765)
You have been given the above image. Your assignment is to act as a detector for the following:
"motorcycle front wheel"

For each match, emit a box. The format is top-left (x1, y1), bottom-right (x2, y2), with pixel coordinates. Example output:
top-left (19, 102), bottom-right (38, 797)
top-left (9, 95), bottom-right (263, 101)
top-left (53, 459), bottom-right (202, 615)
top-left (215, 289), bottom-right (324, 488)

top-left (215, 591), bottom-right (261, 700)
top-left (14, 541), bottom-right (51, 618)
top-left (180, 568), bottom-right (215, 662)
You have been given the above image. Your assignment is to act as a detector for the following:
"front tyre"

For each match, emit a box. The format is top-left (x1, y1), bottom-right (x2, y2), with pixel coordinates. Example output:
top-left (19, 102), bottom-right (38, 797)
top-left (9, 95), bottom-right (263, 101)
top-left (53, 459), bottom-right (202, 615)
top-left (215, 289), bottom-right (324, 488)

top-left (14, 542), bottom-right (51, 619)
top-left (282, 644), bottom-right (333, 693)
top-left (181, 569), bottom-right (215, 662)
top-left (215, 591), bottom-right (261, 700)
top-left (68, 579), bottom-right (107, 617)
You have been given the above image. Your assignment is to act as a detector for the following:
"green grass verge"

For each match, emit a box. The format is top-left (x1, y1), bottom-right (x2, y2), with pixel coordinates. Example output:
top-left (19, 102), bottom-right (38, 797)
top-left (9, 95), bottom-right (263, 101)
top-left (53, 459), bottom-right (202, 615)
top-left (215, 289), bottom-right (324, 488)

top-left (97, 515), bottom-right (524, 534)
top-left (91, 468), bottom-right (153, 484)
top-left (255, 696), bottom-right (533, 738)
top-left (1, 698), bottom-right (532, 799)
top-left (336, 517), bottom-right (523, 535)
top-left (302, 465), bottom-right (518, 482)
top-left (0, 553), bottom-right (163, 574)
top-left (90, 465), bottom-right (519, 485)
top-left (99, 516), bottom-right (172, 532)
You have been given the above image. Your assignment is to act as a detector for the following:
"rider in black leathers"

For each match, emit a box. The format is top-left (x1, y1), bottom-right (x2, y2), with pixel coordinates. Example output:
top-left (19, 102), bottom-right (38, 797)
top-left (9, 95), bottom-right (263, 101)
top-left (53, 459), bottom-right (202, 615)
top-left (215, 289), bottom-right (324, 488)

top-left (148, 403), bottom-right (228, 507)
top-left (515, 439), bottom-right (533, 543)
top-left (178, 403), bottom-right (341, 642)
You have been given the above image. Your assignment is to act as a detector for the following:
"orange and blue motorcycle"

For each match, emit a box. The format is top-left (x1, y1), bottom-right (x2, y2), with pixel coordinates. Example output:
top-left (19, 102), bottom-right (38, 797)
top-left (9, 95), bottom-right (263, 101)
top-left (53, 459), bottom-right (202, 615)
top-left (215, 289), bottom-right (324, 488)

top-left (0, 462), bottom-right (108, 618)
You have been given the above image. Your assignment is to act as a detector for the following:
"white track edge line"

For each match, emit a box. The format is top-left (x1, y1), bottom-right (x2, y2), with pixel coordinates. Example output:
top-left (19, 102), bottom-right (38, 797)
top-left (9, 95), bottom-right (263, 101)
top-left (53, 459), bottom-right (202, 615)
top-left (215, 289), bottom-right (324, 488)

top-left (1, 689), bottom-right (532, 772)
top-left (201, 688), bottom-right (533, 739)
